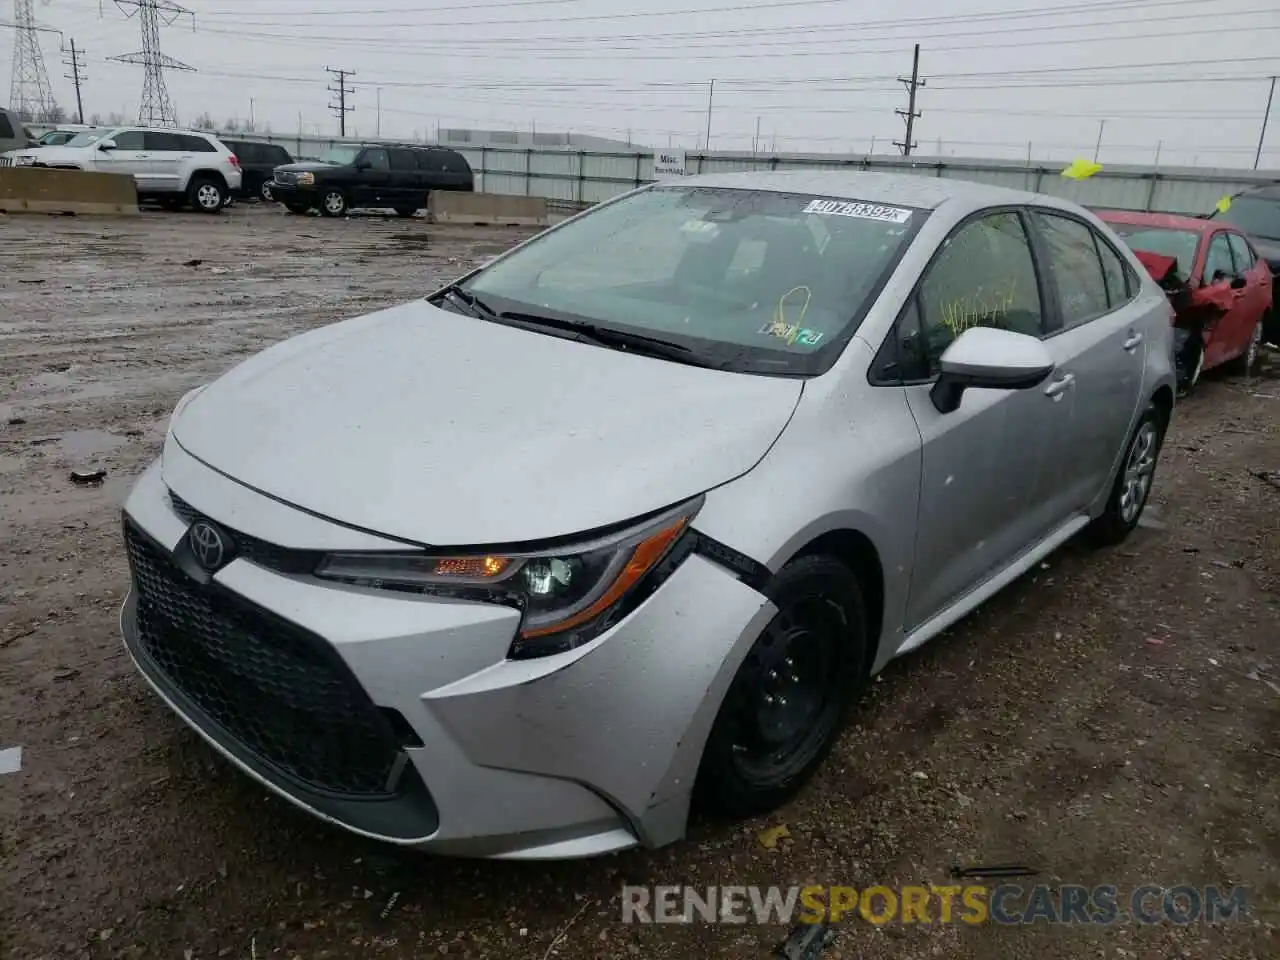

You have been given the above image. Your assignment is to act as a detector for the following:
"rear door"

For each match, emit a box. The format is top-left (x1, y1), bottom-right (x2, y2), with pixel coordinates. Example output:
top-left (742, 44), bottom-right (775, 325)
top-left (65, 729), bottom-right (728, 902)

top-left (388, 148), bottom-right (423, 207)
top-left (1226, 232), bottom-right (1269, 353)
top-left (1028, 209), bottom-right (1146, 514)
top-left (143, 131), bottom-right (191, 192)
top-left (898, 208), bottom-right (1066, 628)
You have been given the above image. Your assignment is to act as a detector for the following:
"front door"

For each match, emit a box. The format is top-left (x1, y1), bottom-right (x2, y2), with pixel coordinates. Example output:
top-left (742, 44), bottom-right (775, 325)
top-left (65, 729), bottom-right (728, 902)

top-left (352, 147), bottom-right (391, 208)
top-left (899, 209), bottom-right (1066, 630)
top-left (1199, 231), bottom-right (1244, 368)
top-left (94, 129), bottom-right (152, 187)
top-left (1028, 210), bottom-right (1146, 513)
top-left (1226, 232), bottom-right (1269, 358)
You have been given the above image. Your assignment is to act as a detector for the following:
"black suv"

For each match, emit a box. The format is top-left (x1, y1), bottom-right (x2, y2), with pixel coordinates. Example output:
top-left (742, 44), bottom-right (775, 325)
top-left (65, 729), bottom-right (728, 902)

top-left (1211, 184), bottom-right (1280, 344)
top-left (222, 139), bottom-right (294, 202)
top-left (270, 142), bottom-right (474, 218)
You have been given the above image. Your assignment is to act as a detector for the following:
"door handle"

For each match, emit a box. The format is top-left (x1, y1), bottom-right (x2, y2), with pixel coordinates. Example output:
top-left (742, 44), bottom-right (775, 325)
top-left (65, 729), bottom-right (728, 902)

top-left (1122, 332), bottom-right (1144, 351)
top-left (1044, 373), bottom-right (1075, 398)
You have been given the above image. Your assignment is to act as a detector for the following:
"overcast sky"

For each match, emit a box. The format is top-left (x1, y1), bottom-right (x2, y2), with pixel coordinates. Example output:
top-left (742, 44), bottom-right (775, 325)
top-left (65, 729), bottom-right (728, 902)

top-left (9, 0), bottom-right (1280, 167)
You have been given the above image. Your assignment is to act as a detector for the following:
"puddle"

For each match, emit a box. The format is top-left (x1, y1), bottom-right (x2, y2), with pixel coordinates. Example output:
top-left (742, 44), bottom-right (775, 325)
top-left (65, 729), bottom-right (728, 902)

top-left (55, 429), bottom-right (128, 461)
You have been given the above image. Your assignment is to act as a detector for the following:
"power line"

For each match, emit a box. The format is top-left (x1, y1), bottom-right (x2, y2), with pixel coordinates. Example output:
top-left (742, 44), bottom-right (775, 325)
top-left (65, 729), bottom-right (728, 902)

top-left (109, 0), bottom-right (195, 127)
top-left (326, 66), bottom-right (355, 137)
top-left (894, 43), bottom-right (924, 156)
top-left (63, 37), bottom-right (87, 124)
top-left (9, 0), bottom-right (57, 121)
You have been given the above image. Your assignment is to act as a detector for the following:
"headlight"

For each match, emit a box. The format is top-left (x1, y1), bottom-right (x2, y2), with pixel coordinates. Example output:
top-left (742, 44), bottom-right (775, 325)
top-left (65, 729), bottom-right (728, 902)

top-left (314, 498), bottom-right (702, 658)
top-left (296, 172), bottom-right (314, 185)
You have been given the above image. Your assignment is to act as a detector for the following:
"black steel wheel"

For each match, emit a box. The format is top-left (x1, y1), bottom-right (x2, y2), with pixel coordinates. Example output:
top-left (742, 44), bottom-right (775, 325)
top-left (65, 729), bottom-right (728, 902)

top-left (694, 554), bottom-right (867, 819)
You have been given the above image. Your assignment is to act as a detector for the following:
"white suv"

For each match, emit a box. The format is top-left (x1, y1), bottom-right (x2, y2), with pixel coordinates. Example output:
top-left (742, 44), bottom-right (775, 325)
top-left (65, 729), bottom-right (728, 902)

top-left (1, 127), bottom-right (242, 213)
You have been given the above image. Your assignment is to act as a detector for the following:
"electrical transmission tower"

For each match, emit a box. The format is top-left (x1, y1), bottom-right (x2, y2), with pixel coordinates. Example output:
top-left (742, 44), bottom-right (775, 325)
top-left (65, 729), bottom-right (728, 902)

top-left (894, 43), bottom-right (926, 157)
top-left (110, 0), bottom-right (194, 127)
top-left (9, 0), bottom-right (58, 121)
top-left (63, 38), bottom-right (86, 124)
top-left (327, 66), bottom-right (355, 137)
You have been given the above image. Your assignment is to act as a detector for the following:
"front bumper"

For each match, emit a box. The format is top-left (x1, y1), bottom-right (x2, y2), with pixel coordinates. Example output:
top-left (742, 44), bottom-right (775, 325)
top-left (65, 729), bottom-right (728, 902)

top-left (269, 181), bottom-right (315, 204)
top-left (120, 452), bottom-right (773, 857)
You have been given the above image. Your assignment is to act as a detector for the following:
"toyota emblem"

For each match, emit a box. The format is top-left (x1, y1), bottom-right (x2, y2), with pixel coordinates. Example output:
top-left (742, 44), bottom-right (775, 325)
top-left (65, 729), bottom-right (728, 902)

top-left (188, 520), bottom-right (229, 571)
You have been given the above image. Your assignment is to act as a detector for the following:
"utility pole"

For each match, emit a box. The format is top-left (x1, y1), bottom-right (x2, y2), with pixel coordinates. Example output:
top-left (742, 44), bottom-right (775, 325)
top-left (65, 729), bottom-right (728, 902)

top-left (894, 44), bottom-right (925, 157)
top-left (869, 135), bottom-right (876, 155)
top-left (9, 0), bottom-right (57, 121)
top-left (753, 115), bottom-right (760, 155)
top-left (376, 87), bottom-right (382, 137)
top-left (704, 78), bottom-right (714, 151)
top-left (1255, 75), bottom-right (1277, 170)
top-left (1093, 119), bottom-right (1106, 162)
top-left (63, 38), bottom-right (87, 124)
top-left (249, 96), bottom-right (255, 131)
top-left (1154, 139), bottom-right (1163, 166)
top-left (326, 66), bottom-right (355, 137)
top-left (110, 0), bottom-right (194, 127)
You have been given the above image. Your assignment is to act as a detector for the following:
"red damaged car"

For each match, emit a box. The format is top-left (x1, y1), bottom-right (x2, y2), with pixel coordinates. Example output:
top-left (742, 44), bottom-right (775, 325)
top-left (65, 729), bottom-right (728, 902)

top-left (1096, 210), bottom-right (1272, 395)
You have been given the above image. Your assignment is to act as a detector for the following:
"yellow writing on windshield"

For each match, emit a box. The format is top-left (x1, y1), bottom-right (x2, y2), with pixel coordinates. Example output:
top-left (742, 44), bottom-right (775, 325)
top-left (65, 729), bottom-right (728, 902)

top-left (939, 278), bottom-right (1018, 337)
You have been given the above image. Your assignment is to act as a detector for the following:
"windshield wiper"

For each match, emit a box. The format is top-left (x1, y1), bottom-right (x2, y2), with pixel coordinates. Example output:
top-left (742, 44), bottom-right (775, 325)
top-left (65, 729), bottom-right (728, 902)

top-left (497, 310), bottom-right (696, 361)
top-left (433, 284), bottom-right (501, 320)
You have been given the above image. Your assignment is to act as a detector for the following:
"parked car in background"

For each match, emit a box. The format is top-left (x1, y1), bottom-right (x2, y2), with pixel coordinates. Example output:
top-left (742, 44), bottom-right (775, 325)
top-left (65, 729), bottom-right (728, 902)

top-left (35, 124), bottom-right (97, 146)
top-left (0, 106), bottom-right (38, 155)
top-left (1, 127), bottom-right (241, 212)
top-left (1209, 184), bottom-right (1280, 346)
top-left (1099, 209), bottom-right (1272, 394)
top-left (221, 139), bottom-right (294, 201)
top-left (270, 142), bottom-right (473, 217)
top-left (121, 172), bottom-right (1175, 858)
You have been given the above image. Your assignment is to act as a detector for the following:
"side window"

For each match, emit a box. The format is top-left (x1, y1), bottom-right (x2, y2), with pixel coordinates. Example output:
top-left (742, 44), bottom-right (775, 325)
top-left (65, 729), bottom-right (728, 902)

top-left (112, 130), bottom-right (146, 150)
top-left (183, 134), bottom-right (216, 152)
top-left (388, 149), bottom-right (417, 171)
top-left (1226, 233), bottom-right (1255, 273)
top-left (143, 131), bottom-right (181, 151)
top-left (0, 113), bottom-right (14, 138)
top-left (1095, 235), bottom-right (1132, 308)
top-left (443, 152), bottom-right (471, 174)
top-left (916, 211), bottom-right (1044, 377)
top-left (359, 148), bottom-right (390, 171)
top-left (1203, 234), bottom-right (1235, 284)
top-left (1032, 212), bottom-right (1111, 327)
top-left (270, 145), bottom-right (291, 164)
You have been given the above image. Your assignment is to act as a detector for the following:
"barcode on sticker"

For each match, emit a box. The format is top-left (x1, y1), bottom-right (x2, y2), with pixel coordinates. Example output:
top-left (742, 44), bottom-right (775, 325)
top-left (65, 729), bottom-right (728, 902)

top-left (803, 199), bottom-right (912, 223)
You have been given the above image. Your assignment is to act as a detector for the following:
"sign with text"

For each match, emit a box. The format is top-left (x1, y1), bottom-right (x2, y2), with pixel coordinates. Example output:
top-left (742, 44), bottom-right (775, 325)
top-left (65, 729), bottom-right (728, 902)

top-left (653, 149), bottom-right (688, 178)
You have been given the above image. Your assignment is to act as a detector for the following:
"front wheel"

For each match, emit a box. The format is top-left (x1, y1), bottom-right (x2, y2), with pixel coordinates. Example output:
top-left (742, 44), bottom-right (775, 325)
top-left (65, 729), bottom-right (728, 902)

top-left (260, 179), bottom-right (274, 202)
top-left (188, 176), bottom-right (225, 214)
top-left (694, 554), bottom-right (866, 819)
top-left (320, 188), bottom-right (347, 217)
top-left (1087, 403), bottom-right (1165, 546)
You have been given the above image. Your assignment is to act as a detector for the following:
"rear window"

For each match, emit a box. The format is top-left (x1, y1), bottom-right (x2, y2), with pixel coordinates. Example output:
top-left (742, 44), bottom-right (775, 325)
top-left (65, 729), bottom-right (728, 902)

top-left (1106, 224), bottom-right (1200, 284)
top-left (463, 185), bottom-right (923, 376)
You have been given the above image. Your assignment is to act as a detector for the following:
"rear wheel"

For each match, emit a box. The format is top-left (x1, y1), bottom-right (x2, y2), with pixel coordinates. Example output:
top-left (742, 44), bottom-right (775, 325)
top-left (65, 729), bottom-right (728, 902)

top-left (694, 554), bottom-right (866, 819)
top-left (284, 201), bottom-right (310, 215)
top-left (320, 188), bottom-right (347, 217)
top-left (188, 176), bottom-right (225, 214)
top-left (1087, 403), bottom-right (1165, 546)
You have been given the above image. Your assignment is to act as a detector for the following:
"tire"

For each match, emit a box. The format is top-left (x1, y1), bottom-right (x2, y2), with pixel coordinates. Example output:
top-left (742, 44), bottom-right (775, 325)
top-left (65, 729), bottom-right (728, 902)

top-left (1223, 317), bottom-right (1264, 376)
top-left (260, 179), bottom-right (274, 202)
top-left (693, 554), bottom-right (867, 819)
top-left (188, 176), bottom-right (225, 214)
top-left (1087, 403), bottom-right (1165, 546)
top-left (284, 202), bottom-right (310, 215)
top-left (319, 188), bottom-right (347, 217)
top-left (394, 207), bottom-right (417, 218)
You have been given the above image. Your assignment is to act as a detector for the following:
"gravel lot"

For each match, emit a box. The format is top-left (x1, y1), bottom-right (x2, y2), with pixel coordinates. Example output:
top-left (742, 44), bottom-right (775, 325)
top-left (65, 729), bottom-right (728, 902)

top-left (1, 206), bottom-right (1277, 960)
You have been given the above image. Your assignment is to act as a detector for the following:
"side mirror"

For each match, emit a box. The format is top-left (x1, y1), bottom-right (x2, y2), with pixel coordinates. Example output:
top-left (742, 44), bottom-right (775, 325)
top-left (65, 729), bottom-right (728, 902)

top-left (97, 139), bottom-right (117, 151)
top-left (1229, 275), bottom-right (1247, 290)
top-left (930, 327), bottom-right (1055, 414)
top-left (355, 160), bottom-right (371, 170)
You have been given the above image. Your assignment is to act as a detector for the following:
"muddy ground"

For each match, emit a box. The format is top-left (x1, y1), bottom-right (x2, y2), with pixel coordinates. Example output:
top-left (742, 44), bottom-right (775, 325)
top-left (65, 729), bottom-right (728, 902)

top-left (1, 206), bottom-right (1277, 960)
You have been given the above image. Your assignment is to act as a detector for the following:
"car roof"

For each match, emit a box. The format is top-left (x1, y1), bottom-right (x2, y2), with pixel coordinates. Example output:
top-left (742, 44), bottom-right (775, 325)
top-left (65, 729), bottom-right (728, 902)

top-left (671, 170), bottom-right (1048, 211)
top-left (1094, 208), bottom-right (1224, 234)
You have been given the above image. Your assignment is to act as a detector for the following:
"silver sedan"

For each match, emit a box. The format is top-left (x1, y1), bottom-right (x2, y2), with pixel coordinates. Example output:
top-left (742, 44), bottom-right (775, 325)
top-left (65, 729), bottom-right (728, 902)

top-left (119, 170), bottom-right (1175, 858)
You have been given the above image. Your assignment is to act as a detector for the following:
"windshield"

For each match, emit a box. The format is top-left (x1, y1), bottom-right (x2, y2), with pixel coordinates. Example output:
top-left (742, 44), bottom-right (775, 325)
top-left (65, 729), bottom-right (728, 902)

top-left (1107, 225), bottom-right (1200, 282)
top-left (462, 186), bottom-right (922, 375)
top-left (320, 145), bottom-right (362, 164)
top-left (39, 131), bottom-right (74, 145)
top-left (1213, 195), bottom-right (1280, 241)
top-left (64, 130), bottom-right (109, 148)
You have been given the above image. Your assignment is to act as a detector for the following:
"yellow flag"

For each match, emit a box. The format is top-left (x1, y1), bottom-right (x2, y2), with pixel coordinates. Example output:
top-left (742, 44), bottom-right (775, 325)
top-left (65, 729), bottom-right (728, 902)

top-left (1215, 195), bottom-right (1232, 214)
top-left (1061, 158), bottom-right (1103, 181)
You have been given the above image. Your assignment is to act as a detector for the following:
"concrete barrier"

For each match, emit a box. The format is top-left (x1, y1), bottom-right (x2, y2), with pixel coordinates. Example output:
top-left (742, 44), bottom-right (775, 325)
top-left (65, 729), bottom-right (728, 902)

top-left (0, 167), bottom-right (139, 216)
top-left (428, 191), bottom-right (548, 226)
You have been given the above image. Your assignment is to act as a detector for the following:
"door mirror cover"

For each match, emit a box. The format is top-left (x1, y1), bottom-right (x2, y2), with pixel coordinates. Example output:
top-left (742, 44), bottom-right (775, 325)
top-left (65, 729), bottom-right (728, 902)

top-left (1229, 275), bottom-right (1247, 290)
top-left (930, 327), bottom-right (1055, 414)
top-left (97, 139), bottom-right (117, 151)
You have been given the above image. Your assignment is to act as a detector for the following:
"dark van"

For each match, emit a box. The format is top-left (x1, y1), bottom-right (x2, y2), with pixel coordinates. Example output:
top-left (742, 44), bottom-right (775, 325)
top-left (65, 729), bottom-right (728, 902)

top-left (221, 139), bottom-right (295, 201)
top-left (270, 142), bottom-right (474, 218)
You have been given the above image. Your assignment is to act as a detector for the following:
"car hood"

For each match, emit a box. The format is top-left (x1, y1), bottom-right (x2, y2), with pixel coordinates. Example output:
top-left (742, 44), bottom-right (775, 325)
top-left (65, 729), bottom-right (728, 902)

top-left (275, 161), bottom-right (340, 173)
top-left (12, 145), bottom-right (87, 161)
top-left (171, 301), bottom-right (804, 546)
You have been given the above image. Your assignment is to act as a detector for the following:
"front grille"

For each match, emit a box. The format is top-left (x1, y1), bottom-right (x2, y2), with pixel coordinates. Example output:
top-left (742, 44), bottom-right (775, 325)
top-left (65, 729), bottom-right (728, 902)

top-left (0, 157), bottom-right (11, 167)
top-left (125, 522), bottom-right (407, 798)
top-left (168, 491), bottom-right (320, 574)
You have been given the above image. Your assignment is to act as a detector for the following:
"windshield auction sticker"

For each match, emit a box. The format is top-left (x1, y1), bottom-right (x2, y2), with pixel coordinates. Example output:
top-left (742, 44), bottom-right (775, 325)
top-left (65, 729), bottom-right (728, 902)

top-left (803, 199), bottom-right (912, 223)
